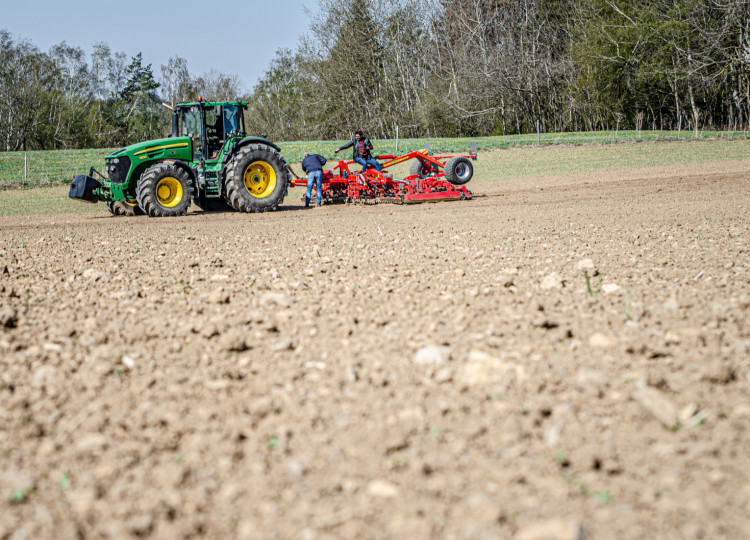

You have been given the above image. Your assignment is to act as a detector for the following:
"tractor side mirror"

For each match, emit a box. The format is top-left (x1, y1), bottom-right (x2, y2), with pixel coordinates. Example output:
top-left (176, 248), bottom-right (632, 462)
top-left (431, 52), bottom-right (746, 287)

top-left (214, 105), bottom-right (221, 116)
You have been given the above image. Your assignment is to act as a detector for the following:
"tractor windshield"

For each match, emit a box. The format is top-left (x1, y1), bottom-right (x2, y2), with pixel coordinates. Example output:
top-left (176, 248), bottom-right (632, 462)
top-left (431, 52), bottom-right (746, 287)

top-left (180, 108), bottom-right (201, 138)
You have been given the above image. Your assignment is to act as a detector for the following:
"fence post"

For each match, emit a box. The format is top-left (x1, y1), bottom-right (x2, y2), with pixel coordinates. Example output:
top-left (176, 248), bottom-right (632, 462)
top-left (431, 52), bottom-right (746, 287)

top-left (24, 152), bottom-right (27, 181)
top-left (536, 120), bottom-right (540, 145)
top-left (396, 126), bottom-right (400, 153)
top-left (678, 116), bottom-right (682, 140)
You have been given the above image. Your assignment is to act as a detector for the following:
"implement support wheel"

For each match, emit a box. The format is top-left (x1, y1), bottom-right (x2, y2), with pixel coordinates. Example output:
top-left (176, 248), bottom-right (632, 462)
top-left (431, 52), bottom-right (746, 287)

top-left (444, 156), bottom-right (473, 185)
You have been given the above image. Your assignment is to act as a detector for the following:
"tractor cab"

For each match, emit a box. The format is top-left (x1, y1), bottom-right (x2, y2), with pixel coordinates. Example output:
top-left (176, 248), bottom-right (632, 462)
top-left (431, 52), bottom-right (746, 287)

top-left (173, 100), bottom-right (248, 160)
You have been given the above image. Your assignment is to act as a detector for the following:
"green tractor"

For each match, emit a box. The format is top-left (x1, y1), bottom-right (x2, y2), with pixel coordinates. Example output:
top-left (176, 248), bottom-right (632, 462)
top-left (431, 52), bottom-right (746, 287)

top-left (69, 99), bottom-right (289, 216)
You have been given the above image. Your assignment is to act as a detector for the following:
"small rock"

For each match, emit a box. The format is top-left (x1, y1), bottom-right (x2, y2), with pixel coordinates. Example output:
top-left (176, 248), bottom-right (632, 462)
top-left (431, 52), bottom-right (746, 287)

top-left (414, 346), bottom-right (451, 365)
top-left (575, 259), bottom-right (595, 271)
top-left (730, 404), bottom-right (750, 419)
top-left (75, 433), bottom-right (108, 452)
top-left (219, 329), bottom-right (250, 352)
top-left (82, 268), bottom-right (108, 281)
top-left (366, 480), bottom-right (400, 498)
top-left (516, 518), bottom-right (586, 540)
top-left (678, 403), bottom-right (698, 424)
top-left (260, 292), bottom-right (294, 308)
top-left (208, 287), bottom-right (230, 304)
top-left (0, 306), bottom-right (18, 328)
top-left (634, 387), bottom-right (678, 428)
top-left (541, 272), bottom-right (564, 290)
top-left (701, 358), bottom-right (734, 384)
top-left (271, 338), bottom-right (295, 352)
top-left (127, 514), bottom-right (154, 536)
top-left (575, 369), bottom-right (609, 390)
top-left (122, 356), bottom-right (136, 369)
top-left (601, 283), bottom-right (620, 294)
top-left (454, 268), bottom-right (465, 279)
top-left (210, 274), bottom-right (229, 282)
top-left (459, 350), bottom-right (520, 386)
top-left (663, 298), bottom-right (680, 310)
top-left (588, 333), bottom-right (613, 348)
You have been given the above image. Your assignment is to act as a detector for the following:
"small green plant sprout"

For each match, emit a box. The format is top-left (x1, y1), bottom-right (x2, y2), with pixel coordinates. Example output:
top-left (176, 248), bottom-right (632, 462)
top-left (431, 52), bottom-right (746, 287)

top-left (11, 484), bottom-right (35, 504)
top-left (430, 426), bottom-right (443, 437)
top-left (58, 473), bottom-right (71, 489)
top-left (584, 271), bottom-right (602, 298)
top-left (594, 490), bottom-right (612, 505)
top-left (267, 437), bottom-right (279, 449)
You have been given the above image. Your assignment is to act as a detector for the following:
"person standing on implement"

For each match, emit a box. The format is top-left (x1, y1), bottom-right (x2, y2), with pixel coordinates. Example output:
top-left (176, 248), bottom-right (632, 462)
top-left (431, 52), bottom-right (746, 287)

top-left (335, 130), bottom-right (382, 172)
top-left (301, 152), bottom-right (327, 207)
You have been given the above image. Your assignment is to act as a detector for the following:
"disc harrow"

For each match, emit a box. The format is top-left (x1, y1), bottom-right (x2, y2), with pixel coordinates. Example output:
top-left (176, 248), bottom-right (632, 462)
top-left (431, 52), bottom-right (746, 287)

top-left (289, 146), bottom-right (477, 206)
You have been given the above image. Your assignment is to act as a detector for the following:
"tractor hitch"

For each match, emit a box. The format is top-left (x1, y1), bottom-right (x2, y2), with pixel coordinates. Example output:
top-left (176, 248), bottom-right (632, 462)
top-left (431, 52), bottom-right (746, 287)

top-left (69, 174), bottom-right (102, 204)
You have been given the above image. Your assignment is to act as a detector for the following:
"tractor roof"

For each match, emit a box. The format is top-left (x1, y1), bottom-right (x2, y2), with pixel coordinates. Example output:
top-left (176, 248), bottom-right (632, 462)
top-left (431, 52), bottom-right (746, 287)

top-left (175, 101), bottom-right (248, 109)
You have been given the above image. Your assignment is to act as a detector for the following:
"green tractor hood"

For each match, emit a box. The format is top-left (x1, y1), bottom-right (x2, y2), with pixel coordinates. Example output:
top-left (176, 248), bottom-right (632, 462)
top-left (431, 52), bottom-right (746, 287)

top-left (113, 136), bottom-right (193, 164)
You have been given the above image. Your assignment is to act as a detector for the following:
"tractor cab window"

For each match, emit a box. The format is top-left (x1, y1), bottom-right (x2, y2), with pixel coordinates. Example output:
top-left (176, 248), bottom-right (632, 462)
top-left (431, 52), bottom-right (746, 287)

top-left (223, 106), bottom-right (241, 137)
top-left (205, 106), bottom-right (225, 158)
top-left (180, 107), bottom-right (204, 159)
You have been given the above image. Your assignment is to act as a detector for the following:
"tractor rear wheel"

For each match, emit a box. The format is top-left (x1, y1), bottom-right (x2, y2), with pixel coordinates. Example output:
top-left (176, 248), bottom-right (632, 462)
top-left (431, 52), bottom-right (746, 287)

top-left (444, 156), bottom-right (473, 185)
top-left (105, 200), bottom-right (144, 216)
top-left (224, 145), bottom-right (289, 213)
top-left (136, 163), bottom-right (193, 217)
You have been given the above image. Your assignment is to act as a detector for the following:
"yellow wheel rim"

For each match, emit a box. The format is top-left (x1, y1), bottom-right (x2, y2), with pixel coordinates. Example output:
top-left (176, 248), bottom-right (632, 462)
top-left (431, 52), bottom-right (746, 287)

top-left (243, 161), bottom-right (277, 198)
top-left (124, 200), bottom-right (138, 207)
top-left (156, 177), bottom-right (183, 208)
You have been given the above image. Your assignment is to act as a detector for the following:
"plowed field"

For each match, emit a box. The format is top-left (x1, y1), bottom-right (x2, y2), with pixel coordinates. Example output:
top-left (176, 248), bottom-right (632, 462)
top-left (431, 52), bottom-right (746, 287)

top-left (1, 141), bottom-right (749, 539)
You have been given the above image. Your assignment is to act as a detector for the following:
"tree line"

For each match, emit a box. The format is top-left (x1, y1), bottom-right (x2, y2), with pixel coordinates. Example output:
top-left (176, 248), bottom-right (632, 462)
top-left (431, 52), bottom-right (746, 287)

top-left (246, 0), bottom-right (750, 140)
top-left (0, 31), bottom-right (242, 151)
top-left (2, 0), bottom-right (749, 151)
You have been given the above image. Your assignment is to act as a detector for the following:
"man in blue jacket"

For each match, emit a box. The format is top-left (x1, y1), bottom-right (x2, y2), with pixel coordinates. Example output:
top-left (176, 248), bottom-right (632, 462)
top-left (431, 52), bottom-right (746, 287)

top-left (301, 152), bottom-right (327, 207)
top-left (335, 130), bottom-right (382, 172)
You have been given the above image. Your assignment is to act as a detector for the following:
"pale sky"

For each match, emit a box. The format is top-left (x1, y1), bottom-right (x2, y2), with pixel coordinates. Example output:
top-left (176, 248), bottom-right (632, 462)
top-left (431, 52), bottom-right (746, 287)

top-left (3, 0), bottom-right (314, 91)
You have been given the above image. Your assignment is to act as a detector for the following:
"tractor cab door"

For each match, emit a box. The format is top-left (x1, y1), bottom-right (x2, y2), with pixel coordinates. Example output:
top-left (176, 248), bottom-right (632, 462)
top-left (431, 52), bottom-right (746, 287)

top-left (205, 106), bottom-right (225, 159)
top-left (223, 105), bottom-right (244, 138)
top-left (180, 107), bottom-right (204, 161)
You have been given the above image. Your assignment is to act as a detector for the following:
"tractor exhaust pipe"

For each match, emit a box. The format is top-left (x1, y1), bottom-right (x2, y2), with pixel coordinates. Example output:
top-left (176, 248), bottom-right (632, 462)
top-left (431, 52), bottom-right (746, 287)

top-left (68, 174), bottom-right (101, 204)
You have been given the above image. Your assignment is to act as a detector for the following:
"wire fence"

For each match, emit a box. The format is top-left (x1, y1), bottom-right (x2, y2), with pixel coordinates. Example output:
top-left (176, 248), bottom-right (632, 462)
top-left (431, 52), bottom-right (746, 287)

top-left (0, 129), bottom-right (747, 188)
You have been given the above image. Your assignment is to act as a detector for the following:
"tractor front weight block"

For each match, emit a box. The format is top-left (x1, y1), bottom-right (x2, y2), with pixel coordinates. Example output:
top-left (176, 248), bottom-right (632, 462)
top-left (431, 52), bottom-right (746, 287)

top-left (69, 175), bottom-right (102, 204)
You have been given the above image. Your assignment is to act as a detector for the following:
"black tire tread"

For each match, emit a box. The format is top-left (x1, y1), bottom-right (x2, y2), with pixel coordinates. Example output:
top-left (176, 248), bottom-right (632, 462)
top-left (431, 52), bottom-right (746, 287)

top-left (106, 200), bottom-right (144, 216)
top-left (136, 163), bottom-right (193, 217)
top-left (444, 156), bottom-right (473, 185)
top-left (224, 145), bottom-right (289, 213)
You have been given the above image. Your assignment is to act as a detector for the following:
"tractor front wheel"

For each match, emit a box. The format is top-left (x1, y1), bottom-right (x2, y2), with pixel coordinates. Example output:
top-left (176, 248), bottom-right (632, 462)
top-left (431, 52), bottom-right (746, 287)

top-left (136, 163), bottom-right (193, 217)
top-left (224, 145), bottom-right (289, 213)
top-left (105, 200), bottom-right (144, 217)
top-left (444, 156), bottom-right (473, 185)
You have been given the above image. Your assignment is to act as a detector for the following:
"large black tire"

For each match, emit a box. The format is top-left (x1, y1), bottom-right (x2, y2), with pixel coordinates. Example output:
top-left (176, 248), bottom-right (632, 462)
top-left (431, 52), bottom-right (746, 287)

top-left (409, 159), bottom-right (437, 178)
top-left (136, 163), bottom-right (193, 217)
top-left (224, 145), bottom-right (289, 213)
top-left (105, 200), bottom-right (145, 216)
top-left (444, 156), bottom-right (473, 185)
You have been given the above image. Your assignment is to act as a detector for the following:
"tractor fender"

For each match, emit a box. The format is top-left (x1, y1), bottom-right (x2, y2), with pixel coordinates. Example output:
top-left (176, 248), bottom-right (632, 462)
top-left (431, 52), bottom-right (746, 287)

top-left (221, 138), bottom-right (281, 168)
top-left (161, 159), bottom-right (198, 184)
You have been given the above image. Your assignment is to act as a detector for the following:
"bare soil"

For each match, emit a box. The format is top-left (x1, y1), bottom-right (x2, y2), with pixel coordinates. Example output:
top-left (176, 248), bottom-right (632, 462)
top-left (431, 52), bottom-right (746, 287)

top-left (1, 153), bottom-right (749, 539)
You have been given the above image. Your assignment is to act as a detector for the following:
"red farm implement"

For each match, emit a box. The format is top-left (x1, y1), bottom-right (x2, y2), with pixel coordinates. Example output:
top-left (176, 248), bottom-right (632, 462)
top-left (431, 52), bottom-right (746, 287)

top-left (288, 144), bottom-right (477, 204)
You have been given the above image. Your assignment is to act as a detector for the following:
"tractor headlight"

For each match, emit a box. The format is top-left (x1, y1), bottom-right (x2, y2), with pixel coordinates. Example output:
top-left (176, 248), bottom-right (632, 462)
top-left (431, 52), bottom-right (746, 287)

top-left (113, 158), bottom-right (119, 164)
